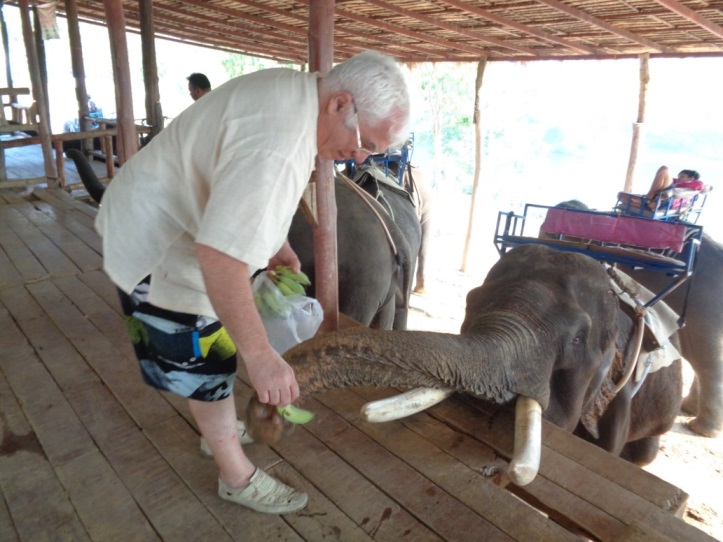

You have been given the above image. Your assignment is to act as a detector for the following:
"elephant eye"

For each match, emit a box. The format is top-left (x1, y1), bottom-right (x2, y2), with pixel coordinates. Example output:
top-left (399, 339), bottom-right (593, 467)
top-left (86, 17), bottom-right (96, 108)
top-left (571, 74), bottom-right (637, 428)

top-left (572, 333), bottom-right (585, 346)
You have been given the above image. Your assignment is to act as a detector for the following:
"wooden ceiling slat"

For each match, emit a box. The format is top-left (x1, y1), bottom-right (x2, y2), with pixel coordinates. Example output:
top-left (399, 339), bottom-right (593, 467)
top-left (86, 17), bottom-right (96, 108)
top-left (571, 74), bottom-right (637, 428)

top-left (534, 0), bottom-right (674, 52)
top-left (7, 0), bottom-right (722, 61)
top-left (651, 0), bottom-right (723, 39)
top-left (359, 0), bottom-right (539, 55)
top-left (437, 0), bottom-right (603, 55)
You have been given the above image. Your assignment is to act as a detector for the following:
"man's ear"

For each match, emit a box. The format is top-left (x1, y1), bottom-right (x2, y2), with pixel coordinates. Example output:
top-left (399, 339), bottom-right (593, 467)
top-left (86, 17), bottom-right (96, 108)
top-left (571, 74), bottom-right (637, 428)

top-left (327, 91), bottom-right (353, 114)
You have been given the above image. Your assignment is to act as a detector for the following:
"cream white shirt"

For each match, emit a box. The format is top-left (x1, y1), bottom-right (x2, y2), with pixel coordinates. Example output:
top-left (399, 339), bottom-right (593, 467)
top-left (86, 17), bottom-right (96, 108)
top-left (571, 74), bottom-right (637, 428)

top-left (96, 69), bottom-right (319, 317)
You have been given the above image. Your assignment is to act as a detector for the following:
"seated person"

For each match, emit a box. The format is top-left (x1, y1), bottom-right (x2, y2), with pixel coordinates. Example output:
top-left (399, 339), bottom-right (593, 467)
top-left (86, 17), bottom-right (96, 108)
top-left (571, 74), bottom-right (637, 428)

top-left (618, 166), bottom-right (703, 212)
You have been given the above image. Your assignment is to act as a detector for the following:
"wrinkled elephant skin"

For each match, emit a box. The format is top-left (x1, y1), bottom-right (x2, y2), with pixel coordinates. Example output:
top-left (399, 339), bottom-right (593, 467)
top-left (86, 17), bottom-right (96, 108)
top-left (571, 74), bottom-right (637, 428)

top-left (623, 233), bottom-right (723, 438)
top-left (554, 200), bottom-right (723, 438)
top-left (288, 173), bottom-right (421, 330)
top-left (254, 245), bottom-right (681, 466)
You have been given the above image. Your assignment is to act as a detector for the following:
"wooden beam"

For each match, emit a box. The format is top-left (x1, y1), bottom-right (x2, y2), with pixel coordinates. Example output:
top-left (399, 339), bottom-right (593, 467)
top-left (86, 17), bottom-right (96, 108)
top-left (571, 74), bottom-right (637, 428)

top-left (17, 0), bottom-right (57, 186)
top-left (652, 0), bottom-right (723, 40)
top-left (103, 0), bottom-right (137, 164)
top-left (361, 0), bottom-right (536, 56)
top-left (535, 0), bottom-right (673, 53)
top-left (624, 54), bottom-right (649, 193)
top-left (436, 0), bottom-right (602, 56)
top-left (461, 58), bottom-right (487, 274)
top-left (309, 0), bottom-right (339, 332)
top-left (64, 0), bottom-right (93, 154)
top-left (139, 0), bottom-right (164, 138)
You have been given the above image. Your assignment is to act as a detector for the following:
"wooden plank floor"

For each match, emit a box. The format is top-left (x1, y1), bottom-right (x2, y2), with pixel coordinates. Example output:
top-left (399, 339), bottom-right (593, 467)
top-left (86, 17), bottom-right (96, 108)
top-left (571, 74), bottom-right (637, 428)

top-left (0, 186), bottom-right (718, 542)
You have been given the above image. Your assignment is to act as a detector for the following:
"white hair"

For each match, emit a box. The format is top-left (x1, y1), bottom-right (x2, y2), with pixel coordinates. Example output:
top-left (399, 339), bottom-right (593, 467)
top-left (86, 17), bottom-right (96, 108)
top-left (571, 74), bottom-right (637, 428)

top-left (321, 50), bottom-right (410, 144)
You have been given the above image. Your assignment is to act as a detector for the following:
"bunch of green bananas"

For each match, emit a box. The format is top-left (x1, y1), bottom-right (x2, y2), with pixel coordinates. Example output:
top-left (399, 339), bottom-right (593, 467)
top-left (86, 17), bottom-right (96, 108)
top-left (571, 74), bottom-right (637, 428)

top-left (254, 290), bottom-right (290, 318)
top-left (269, 265), bottom-right (311, 297)
top-left (253, 266), bottom-right (312, 319)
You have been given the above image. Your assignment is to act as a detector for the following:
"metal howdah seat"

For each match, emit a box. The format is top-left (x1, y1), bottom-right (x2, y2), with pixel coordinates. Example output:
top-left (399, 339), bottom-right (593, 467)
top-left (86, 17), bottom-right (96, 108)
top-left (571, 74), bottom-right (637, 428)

top-left (494, 204), bottom-right (704, 309)
top-left (335, 133), bottom-right (414, 186)
top-left (614, 182), bottom-right (711, 224)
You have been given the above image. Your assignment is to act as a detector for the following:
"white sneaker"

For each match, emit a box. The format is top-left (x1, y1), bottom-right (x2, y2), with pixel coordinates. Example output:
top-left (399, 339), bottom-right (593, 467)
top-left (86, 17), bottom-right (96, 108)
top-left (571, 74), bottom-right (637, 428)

top-left (218, 469), bottom-right (308, 514)
top-left (200, 420), bottom-right (254, 458)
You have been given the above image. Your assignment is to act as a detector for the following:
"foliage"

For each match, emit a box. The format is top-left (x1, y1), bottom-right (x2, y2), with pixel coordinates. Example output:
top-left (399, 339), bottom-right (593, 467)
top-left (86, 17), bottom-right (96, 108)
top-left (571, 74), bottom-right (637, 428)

top-left (222, 54), bottom-right (292, 78)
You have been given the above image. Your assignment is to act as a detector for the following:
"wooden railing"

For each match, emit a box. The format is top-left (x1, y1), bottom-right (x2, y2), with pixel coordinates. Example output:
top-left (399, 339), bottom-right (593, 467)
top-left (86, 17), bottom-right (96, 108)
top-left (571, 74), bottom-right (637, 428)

top-left (0, 122), bottom-right (150, 189)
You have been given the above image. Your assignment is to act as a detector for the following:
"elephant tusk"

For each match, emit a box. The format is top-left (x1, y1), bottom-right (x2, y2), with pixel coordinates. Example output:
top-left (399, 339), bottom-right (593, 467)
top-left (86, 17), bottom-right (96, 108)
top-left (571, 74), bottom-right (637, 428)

top-left (508, 396), bottom-right (542, 487)
top-left (361, 387), bottom-right (454, 423)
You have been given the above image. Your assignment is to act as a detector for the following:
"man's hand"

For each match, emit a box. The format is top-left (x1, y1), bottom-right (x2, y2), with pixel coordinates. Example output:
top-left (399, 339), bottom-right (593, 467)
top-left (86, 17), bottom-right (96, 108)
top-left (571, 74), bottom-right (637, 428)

top-left (244, 349), bottom-right (300, 405)
top-left (196, 243), bottom-right (301, 405)
top-left (268, 239), bottom-right (301, 273)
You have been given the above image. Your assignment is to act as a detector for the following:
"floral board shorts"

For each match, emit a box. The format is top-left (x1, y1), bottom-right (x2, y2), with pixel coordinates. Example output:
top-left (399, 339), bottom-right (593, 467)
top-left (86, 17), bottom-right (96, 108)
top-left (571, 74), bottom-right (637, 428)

top-left (118, 278), bottom-right (237, 402)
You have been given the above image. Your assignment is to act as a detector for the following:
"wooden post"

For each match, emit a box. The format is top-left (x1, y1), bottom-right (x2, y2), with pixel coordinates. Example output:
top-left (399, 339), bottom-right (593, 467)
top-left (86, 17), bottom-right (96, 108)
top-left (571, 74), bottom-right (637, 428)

top-left (64, 0), bottom-right (92, 154)
top-left (308, 0), bottom-right (338, 332)
top-left (624, 54), bottom-right (649, 193)
top-left (53, 140), bottom-right (66, 187)
top-left (103, 0), bottom-right (137, 164)
top-left (139, 0), bottom-right (164, 139)
top-left (18, 0), bottom-right (57, 187)
top-left (461, 58), bottom-right (487, 273)
top-left (0, 4), bottom-right (16, 105)
top-left (32, 7), bottom-right (50, 123)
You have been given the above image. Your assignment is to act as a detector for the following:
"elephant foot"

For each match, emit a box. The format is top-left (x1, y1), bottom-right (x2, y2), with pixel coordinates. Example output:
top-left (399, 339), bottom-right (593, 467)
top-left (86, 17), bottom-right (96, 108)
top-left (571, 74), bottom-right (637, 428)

top-left (413, 286), bottom-right (427, 295)
top-left (686, 416), bottom-right (723, 438)
top-left (681, 393), bottom-right (698, 415)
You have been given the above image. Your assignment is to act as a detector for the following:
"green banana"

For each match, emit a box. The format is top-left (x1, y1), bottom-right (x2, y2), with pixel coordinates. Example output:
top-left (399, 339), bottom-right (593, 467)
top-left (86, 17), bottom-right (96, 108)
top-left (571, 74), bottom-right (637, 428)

top-left (277, 404), bottom-right (315, 424)
top-left (275, 265), bottom-right (311, 286)
top-left (275, 280), bottom-right (295, 297)
top-left (261, 290), bottom-right (289, 317)
top-left (277, 274), bottom-right (306, 296)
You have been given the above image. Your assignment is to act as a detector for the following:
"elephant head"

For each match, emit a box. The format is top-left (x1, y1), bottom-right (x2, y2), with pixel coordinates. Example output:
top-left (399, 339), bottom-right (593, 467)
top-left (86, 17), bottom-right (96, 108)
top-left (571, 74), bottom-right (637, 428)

top-left (247, 244), bottom-right (623, 483)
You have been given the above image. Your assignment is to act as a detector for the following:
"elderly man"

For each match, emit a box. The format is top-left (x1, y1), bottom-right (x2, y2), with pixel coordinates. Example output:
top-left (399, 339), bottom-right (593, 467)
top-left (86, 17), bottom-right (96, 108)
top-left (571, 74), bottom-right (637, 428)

top-left (96, 51), bottom-right (410, 514)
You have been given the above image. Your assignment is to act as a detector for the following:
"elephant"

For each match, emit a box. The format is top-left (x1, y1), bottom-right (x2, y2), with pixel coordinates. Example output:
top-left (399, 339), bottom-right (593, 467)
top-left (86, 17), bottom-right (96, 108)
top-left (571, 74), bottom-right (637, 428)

top-left (554, 199), bottom-right (723, 438)
top-left (65, 148), bottom-right (106, 204)
top-left (288, 166), bottom-right (422, 330)
top-left (387, 162), bottom-right (435, 294)
top-left (247, 244), bottom-right (683, 481)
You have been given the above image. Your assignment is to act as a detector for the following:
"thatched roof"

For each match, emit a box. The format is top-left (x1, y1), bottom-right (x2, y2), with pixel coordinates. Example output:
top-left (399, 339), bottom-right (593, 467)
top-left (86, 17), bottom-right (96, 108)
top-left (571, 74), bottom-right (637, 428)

top-left (11, 0), bottom-right (723, 64)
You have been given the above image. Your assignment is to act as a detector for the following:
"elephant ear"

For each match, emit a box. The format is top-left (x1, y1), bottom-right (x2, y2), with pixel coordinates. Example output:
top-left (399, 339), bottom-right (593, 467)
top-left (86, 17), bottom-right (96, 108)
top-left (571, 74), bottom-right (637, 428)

top-left (580, 350), bottom-right (625, 439)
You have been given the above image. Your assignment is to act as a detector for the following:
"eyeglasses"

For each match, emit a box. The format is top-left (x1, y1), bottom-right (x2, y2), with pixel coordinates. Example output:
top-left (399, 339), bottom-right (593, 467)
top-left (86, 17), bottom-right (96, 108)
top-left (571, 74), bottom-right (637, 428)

top-left (352, 101), bottom-right (376, 159)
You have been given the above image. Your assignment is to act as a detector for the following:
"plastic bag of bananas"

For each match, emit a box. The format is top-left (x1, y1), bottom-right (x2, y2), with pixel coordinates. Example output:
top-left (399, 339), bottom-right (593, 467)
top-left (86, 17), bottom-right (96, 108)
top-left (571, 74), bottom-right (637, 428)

top-left (252, 267), bottom-right (323, 355)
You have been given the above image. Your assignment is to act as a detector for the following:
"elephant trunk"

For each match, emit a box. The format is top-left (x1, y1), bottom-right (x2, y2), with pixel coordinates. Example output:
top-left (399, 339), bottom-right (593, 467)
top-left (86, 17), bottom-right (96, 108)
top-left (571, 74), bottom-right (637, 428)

top-left (282, 327), bottom-right (550, 409)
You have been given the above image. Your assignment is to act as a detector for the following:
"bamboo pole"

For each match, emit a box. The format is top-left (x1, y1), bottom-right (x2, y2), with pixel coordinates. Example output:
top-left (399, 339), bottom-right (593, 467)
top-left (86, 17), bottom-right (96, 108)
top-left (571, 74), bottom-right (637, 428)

top-left (461, 58), bottom-right (487, 273)
top-left (308, 0), bottom-right (338, 332)
top-left (139, 0), bottom-right (164, 139)
top-left (103, 0), bottom-right (137, 164)
top-left (17, 0), bottom-right (57, 186)
top-left (624, 53), bottom-right (649, 193)
top-left (64, 0), bottom-right (92, 154)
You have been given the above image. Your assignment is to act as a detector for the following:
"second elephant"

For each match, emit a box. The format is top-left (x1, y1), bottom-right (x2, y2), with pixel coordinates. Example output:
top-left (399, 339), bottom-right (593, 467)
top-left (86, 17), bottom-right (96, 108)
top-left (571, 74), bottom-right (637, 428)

top-left (288, 169), bottom-right (421, 330)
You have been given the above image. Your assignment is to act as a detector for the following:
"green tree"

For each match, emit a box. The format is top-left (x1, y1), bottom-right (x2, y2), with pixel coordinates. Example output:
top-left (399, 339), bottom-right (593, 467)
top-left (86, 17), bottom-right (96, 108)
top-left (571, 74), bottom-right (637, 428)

top-left (222, 54), bottom-right (292, 78)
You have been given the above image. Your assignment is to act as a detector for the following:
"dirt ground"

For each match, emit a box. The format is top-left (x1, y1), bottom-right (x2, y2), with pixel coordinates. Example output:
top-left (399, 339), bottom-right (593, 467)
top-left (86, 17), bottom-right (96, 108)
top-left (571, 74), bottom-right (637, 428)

top-left (407, 248), bottom-right (723, 540)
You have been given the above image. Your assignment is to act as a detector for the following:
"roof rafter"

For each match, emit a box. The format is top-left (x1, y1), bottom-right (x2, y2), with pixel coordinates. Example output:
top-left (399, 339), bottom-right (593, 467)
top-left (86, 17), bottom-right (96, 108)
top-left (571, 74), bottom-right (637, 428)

top-left (534, 0), bottom-right (674, 53)
top-left (436, 0), bottom-right (603, 56)
top-left (361, 0), bottom-right (538, 56)
top-left (652, 0), bottom-right (723, 39)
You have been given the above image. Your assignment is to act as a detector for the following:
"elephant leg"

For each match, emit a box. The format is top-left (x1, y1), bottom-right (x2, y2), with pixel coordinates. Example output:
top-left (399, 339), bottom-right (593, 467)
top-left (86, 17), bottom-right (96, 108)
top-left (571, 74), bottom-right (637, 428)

top-left (687, 372), bottom-right (723, 438)
top-left (681, 339), bottom-right (723, 437)
top-left (620, 436), bottom-right (661, 466)
top-left (370, 296), bottom-right (396, 330)
top-left (681, 375), bottom-right (699, 415)
top-left (413, 217), bottom-right (432, 294)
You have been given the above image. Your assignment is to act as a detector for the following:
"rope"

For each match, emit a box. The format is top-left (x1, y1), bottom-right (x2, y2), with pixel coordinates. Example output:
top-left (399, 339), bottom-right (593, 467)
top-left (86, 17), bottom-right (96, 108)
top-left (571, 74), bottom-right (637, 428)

top-left (338, 172), bottom-right (398, 256)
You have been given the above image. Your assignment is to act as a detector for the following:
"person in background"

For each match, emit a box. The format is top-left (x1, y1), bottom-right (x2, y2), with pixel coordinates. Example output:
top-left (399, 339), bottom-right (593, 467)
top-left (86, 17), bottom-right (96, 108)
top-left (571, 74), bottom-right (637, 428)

top-left (619, 166), bottom-right (702, 210)
top-left (187, 72), bottom-right (212, 101)
top-left (96, 51), bottom-right (410, 515)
